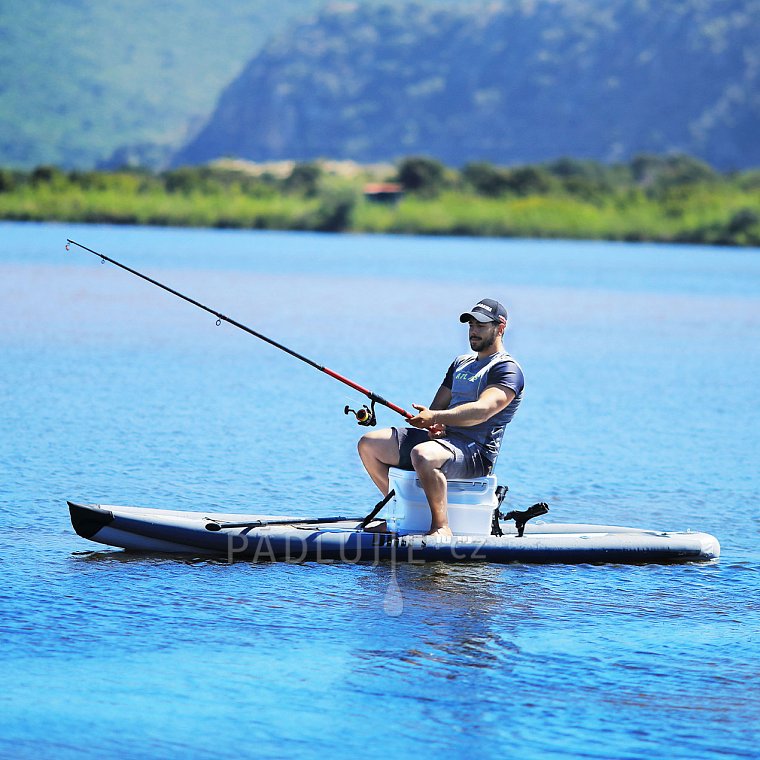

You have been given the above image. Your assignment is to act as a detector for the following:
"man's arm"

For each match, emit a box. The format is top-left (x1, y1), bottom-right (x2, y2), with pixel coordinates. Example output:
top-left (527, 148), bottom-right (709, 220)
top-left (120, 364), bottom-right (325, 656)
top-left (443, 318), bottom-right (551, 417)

top-left (408, 385), bottom-right (515, 429)
top-left (423, 384), bottom-right (452, 438)
top-left (429, 384), bottom-right (452, 411)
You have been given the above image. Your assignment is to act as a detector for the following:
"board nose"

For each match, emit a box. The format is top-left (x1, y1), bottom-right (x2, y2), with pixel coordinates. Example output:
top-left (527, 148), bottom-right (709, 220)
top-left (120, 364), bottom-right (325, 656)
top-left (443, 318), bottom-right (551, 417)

top-left (68, 502), bottom-right (115, 539)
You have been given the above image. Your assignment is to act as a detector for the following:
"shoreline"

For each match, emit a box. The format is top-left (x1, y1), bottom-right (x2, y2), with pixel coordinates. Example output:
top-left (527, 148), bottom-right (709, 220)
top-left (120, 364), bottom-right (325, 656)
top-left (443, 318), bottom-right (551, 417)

top-left (1, 158), bottom-right (758, 247)
top-left (1, 206), bottom-right (757, 248)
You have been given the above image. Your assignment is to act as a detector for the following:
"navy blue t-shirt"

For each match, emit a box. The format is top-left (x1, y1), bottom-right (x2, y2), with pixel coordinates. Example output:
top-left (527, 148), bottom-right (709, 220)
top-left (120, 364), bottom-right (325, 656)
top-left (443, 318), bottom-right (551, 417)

top-left (441, 351), bottom-right (524, 464)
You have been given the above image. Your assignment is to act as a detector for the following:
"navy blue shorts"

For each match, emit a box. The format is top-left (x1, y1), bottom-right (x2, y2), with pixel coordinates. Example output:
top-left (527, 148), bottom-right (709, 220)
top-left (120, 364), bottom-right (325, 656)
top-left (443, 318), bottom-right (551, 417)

top-left (394, 427), bottom-right (491, 479)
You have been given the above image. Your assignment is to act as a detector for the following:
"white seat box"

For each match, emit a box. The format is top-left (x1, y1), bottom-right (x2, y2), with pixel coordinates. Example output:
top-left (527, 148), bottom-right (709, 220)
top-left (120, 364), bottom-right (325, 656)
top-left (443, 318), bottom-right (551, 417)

top-left (380, 466), bottom-right (498, 536)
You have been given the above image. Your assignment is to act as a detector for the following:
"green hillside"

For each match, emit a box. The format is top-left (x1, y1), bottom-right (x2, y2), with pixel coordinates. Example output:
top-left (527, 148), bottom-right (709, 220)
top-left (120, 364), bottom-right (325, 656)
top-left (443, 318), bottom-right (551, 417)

top-left (177, 0), bottom-right (760, 170)
top-left (0, 0), bottom-right (327, 168)
top-left (0, 0), bottom-right (467, 170)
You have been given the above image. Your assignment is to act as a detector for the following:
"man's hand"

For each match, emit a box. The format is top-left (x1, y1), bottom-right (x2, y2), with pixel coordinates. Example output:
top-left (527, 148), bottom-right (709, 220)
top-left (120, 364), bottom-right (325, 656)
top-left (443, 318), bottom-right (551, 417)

top-left (409, 386), bottom-right (515, 432)
top-left (427, 422), bottom-right (447, 439)
top-left (408, 404), bottom-right (437, 429)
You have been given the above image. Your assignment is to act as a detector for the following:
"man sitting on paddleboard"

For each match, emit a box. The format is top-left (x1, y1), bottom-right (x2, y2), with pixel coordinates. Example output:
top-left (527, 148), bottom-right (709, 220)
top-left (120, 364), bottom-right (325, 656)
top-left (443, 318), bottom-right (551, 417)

top-left (358, 298), bottom-right (524, 536)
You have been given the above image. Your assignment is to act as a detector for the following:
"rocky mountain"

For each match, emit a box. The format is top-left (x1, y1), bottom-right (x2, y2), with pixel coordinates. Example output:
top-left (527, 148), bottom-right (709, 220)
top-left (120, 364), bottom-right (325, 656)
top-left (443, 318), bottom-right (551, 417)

top-left (175, 0), bottom-right (760, 170)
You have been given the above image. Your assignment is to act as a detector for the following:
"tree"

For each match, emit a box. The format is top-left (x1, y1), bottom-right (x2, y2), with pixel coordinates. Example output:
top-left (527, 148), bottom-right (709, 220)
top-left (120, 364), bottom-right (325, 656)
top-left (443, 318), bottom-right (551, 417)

top-left (504, 166), bottom-right (555, 196)
top-left (0, 168), bottom-right (18, 193)
top-left (462, 162), bottom-right (511, 197)
top-left (31, 165), bottom-right (66, 188)
top-left (313, 188), bottom-right (357, 232)
top-left (546, 158), bottom-right (616, 200)
top-left (284, 163), bottom-right (322, 196)
top-left (632, 153), bottom-right (717, 192)
top-left (396, 156), bottom-right (446, 197)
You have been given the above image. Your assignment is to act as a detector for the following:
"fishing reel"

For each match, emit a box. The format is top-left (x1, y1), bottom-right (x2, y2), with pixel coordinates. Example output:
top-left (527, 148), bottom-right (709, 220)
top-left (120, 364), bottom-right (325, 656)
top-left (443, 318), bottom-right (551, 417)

top-left (344, 399), bottom-right (377, 426)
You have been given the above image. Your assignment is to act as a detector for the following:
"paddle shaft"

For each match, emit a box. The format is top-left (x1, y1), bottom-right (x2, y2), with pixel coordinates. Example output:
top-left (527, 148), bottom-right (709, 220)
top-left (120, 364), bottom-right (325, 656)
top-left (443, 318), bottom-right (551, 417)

top-left (66, 239), bottom-right (411, 419)
top-left (206, 515), bottom-right (366, 531)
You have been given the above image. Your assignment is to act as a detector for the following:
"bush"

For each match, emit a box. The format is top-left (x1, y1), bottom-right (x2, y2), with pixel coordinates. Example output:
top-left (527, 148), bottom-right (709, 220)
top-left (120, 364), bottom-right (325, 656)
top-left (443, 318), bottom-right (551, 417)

top-left (283, 163), bottom-right (322, 196)
top-left (31, 165), bottom-right (67, 188)
top-left (504, 166), bottom-right (555, 196)
top-left (0, 168), bottom-right (19, 193)
top-left (462, 162), bottom-right (512, 197)
top-left (162, 167), bottom-right (212, 194)
top-left (632, 153), bottom-right (717, 196)
top-left (396, 156), bottom-right (446, 197)
top-left (546, 157), bottom-right (618, 200)
top-left (310, 188), bottom-right (357, 231)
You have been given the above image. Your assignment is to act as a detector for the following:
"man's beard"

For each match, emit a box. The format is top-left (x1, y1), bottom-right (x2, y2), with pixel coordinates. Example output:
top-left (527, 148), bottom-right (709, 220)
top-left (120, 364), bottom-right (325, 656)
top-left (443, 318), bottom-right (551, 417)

top-left (470, 327), bottom-right (498, 351)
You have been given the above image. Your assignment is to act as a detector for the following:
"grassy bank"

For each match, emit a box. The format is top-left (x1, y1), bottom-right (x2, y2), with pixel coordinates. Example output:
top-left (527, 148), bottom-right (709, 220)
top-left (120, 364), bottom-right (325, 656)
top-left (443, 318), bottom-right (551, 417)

top-left (1, 156), bottom-right (758, 246)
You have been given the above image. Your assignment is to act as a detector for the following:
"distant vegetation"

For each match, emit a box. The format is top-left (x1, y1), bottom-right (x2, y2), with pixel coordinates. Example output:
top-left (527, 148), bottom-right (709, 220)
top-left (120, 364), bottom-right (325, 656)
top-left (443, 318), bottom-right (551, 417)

top-left (177, 0), bottom-right (760, 170)
top-left (2, 155), bottom-right (758, 246)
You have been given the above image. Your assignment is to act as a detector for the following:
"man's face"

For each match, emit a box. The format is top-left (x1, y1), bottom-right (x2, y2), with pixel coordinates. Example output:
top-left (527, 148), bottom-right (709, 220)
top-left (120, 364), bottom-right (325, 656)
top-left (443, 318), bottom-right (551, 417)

top-left (467, 318), bottom-right (500, 352)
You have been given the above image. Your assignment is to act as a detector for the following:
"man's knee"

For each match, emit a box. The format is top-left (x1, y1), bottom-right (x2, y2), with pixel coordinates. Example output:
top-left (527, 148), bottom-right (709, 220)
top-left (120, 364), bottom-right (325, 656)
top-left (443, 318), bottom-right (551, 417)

top-left (358, 429), bottom-right (399, 465)
top-left (410, 442), bottom-right (450, 473)
top-left (358, 430), bottom-right (383, 453)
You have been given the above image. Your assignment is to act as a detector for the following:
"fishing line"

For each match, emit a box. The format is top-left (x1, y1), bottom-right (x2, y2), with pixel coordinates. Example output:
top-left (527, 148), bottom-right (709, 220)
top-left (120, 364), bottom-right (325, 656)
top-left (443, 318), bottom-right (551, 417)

top-left (66, 239), bottom-right (411, 425)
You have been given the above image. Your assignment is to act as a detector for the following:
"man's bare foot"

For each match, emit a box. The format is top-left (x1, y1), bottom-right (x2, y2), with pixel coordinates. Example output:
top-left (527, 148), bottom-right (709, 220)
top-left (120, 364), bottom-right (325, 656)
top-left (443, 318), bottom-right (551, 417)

top-left (426, 526), bottom-right (453, 537)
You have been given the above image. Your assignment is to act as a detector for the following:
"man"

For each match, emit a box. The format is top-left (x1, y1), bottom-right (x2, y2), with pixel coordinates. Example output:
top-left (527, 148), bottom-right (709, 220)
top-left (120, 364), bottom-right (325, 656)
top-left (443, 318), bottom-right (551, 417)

top-left (358, 298), bottom-right (524, 536)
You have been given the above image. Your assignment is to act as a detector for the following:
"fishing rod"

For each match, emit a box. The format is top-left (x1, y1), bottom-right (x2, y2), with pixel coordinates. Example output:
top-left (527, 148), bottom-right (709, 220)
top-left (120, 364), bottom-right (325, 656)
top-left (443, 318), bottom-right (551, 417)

top-left (65, 239), bottom-right (411, 425)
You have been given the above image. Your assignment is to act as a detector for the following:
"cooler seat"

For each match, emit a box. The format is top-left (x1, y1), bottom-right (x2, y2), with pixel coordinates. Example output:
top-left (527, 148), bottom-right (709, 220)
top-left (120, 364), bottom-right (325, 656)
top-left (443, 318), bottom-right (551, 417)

top-left (380, 466), bottom-right (499, 535)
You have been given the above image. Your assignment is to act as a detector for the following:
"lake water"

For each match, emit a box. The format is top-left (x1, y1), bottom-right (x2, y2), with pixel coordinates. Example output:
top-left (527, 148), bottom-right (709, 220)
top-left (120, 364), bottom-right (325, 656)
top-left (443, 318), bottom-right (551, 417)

top-left (1, 221), bottom-right (759, 759)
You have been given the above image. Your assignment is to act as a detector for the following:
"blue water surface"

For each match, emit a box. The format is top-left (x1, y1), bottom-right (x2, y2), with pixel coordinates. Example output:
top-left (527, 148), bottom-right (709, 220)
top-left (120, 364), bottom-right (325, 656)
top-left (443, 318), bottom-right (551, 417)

top-left (1, 222), bottom-right (759, 759)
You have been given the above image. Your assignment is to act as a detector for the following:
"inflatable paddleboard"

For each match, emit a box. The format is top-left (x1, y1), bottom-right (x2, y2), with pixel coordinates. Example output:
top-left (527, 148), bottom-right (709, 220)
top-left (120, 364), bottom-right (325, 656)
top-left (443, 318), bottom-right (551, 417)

top-left (68, 502), bottom-right (720, 565)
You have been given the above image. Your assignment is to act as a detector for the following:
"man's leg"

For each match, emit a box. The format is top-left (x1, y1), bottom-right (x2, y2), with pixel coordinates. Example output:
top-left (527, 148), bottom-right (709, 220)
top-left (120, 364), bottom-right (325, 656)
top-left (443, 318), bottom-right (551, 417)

top-left (410, 441), bottom-right (454, 536)
top-left (358, 428), bottom-right (400, 495)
